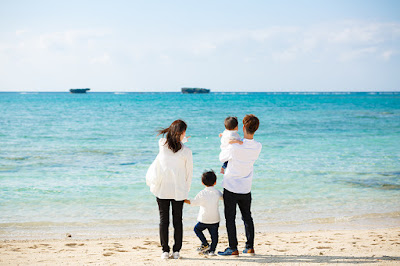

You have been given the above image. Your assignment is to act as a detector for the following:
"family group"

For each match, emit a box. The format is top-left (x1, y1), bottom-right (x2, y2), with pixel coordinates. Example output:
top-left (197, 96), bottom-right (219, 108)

top-left (146, 114), bottom-right (262, 259)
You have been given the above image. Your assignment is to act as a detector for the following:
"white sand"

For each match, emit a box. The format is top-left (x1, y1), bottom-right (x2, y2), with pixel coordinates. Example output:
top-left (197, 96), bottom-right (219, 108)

top-left (1, 228), bottom-right (399, 265)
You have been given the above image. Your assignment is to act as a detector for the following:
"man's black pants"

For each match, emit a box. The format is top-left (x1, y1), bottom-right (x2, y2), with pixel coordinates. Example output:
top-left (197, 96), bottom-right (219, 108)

top-left (223, 189), bottom-right (254, 250)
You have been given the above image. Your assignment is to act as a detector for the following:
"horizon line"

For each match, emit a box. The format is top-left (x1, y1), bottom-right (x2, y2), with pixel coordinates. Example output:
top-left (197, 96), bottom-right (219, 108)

top-left (1, 90), bottom-right (399, 93)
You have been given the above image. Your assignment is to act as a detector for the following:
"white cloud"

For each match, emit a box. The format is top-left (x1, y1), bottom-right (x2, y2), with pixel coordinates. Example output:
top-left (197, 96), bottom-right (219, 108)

top-left (90, 53), bottom-right (111, 64)
top-left (339, 47), bottom-right (377, 62)
top-left (382, 50), bottom-right (396, 61)
top-left (249, 26), bottom-right (299, 42)
top-left (38, 28), bottom-right (111, 50)
top-left (16, 29), bottom-right (27, 36)
top-left (1, 20), bottom-right (399, 91)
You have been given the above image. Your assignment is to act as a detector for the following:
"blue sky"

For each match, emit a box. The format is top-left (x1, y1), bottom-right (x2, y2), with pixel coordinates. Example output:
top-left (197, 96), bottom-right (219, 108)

top-left (0, 0), bottom-right (399, 92)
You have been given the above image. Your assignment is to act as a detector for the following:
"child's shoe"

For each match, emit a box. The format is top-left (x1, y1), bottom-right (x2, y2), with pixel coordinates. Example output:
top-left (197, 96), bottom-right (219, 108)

top-left (161, 252), bottom-right (169, 259)
top-left (202, 250), bottom-right (216, 256)
top-left (242, 248), bottom-right (255, 256)
top-left (217, 247), bottom-right (239, 256)
top-left (196, 244), bottom-right (209, 252)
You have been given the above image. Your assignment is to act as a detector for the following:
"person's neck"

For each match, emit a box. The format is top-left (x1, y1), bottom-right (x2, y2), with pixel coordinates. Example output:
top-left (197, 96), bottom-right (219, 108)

top-left (243, 132), bottom-right (254, 140)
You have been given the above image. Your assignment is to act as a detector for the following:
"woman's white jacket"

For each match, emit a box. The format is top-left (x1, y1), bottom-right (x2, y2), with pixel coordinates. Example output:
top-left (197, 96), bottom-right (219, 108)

top-left (146, 138), bottom-right (193, 201)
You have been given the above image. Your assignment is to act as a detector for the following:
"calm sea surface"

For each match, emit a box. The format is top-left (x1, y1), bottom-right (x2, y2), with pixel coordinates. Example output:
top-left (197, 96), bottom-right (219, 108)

top-left (1, 92), bottom-right (399, 239)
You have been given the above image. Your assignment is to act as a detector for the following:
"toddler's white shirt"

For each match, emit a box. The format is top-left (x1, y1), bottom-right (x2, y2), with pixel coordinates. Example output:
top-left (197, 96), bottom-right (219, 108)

top-left (220, 129), bottom-right (241, 150)
top-left (190, 187), bottom-right (223, 224)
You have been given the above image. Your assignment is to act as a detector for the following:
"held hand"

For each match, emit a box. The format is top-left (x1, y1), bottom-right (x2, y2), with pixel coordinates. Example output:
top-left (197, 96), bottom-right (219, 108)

top-left (219, 133), bottom-right (223, 138)
top-left (184, 199), bottom-right (191, 204)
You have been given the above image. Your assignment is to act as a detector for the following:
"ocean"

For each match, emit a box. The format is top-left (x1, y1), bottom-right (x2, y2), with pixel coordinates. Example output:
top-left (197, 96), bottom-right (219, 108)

top-left (1, 92), bottom-right (399, 239)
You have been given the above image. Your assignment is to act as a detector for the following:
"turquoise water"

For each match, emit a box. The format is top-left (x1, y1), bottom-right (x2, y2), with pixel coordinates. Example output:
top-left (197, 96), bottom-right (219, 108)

top-left (1, 92), bottom-right (399, 239)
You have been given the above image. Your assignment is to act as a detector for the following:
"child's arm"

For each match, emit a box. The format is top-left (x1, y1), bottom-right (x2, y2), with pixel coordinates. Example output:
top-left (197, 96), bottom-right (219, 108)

top-left (228, 139), bottom-right (243, 145)
top-left (184, 199), bottom-right (191, 204)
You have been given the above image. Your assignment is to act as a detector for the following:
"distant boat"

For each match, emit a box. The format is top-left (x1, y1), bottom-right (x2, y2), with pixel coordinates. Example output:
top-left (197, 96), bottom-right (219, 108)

top-left (181, 87), bottom-right (210, 94)
top-left (70, 88), bottom-right (90, 94)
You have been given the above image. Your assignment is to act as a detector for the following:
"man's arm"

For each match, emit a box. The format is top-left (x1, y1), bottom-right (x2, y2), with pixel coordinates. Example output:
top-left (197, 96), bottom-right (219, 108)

top-left (228, 139), bottom-right (243, 145)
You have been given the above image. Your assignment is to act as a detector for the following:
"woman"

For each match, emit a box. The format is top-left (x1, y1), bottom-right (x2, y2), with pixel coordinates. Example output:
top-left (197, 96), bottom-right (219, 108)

top-left (146, 119), bottom-right (193, 259)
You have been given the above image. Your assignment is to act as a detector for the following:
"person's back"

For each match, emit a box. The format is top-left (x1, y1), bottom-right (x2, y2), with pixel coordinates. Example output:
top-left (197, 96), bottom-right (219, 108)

top-left (218, 114), bottom-right (262, 257)
top-left (145, 119), bottom-right (193, 260)
top-left (219, 138), bottom-right (262, 194)
top-left (157, 138), bottom-right (192, 200)
top-left (185, 170), bottom-right (222, 256)
top-left (191, 186), bottom-right (222, 224)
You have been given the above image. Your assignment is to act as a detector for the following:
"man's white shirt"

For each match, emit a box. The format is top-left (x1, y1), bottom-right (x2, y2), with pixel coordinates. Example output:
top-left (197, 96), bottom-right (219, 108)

top-left (219, 138), bottom-right (262, 194)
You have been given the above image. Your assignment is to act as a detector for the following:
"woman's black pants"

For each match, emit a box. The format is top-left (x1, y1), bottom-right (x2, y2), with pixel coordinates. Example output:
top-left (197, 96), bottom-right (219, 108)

top-left (156, 198), bottom-right (184, 253)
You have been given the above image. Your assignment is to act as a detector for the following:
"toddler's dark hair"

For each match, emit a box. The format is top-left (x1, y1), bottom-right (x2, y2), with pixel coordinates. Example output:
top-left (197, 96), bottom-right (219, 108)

top-left (202, 170), bottom-right (217, 186)
top-left (224, 116), bottom-right (238, 130)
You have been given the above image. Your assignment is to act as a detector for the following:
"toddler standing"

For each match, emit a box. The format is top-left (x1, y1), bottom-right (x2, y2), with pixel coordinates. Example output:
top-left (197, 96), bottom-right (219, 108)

top-left (184, 170), bottom-right (223, 256)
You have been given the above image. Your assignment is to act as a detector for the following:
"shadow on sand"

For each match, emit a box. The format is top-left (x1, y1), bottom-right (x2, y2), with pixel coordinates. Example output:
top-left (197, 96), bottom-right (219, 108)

top-left (181, 254), bottom-right (400, 264)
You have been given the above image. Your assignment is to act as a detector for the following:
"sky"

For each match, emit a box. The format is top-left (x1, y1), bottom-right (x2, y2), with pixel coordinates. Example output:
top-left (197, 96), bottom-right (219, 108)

top-left (0, 0), bottom-right (400, 92)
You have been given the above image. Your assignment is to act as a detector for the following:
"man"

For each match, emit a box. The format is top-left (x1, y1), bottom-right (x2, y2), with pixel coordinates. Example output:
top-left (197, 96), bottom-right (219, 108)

top-left (217, 114), bottom-right (262, 256)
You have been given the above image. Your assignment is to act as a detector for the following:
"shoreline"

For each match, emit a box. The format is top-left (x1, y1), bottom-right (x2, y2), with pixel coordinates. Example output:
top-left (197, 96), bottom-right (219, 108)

top-left (2, 217), bottom-right (400, 241)
top-left (1, 227), bottom-right (399, 265)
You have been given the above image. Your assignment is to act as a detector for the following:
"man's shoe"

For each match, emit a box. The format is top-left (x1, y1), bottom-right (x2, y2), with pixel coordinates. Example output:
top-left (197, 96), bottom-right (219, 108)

top-left (217, 247), bottom-right (239, 256)
top-left (243, 248), bottom-right (255, 256)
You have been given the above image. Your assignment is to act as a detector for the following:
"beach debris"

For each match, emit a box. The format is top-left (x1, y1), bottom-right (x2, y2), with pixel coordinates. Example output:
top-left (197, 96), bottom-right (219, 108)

top-left (66, 233), bottom-right (72, 238)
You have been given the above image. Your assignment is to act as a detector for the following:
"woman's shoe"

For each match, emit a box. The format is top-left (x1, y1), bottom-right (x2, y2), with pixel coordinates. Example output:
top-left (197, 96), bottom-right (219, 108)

top-left (161, 252), bottom-right (169, 259)
top-left (172, 251), bottom-right (180, 259)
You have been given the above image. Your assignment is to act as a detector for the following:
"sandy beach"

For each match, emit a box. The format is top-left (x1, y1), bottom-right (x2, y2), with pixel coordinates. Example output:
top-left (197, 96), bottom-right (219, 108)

top-left (1, 227), bottom-right (399, 265)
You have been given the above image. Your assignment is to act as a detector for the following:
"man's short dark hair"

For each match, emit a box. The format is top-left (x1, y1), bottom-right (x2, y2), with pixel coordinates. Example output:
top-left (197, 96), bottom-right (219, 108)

top-left (243, 114), bottom-right (259, 134)
top-left (202, 170), bottom-right (217, 186)
top-left (224, 116), bottom-right (238, 130)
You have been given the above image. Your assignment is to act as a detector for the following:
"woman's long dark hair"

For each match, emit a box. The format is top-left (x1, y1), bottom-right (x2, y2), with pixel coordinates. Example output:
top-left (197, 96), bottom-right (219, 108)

top-left (157, 120), bottom-right (187, 153)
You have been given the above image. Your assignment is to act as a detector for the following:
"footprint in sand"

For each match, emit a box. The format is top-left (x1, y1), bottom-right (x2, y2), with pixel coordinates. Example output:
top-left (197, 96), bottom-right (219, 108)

top-left (316, 246), bottom-right (332, 249)
top-left (274, 249), bottom-right (288, 252)
top-left (65, 243), bottom-right (77, 247)
top-left (103, 252), bottom-right (114, 256)
top-left (132, 246), bottom-right (148, 250)
top-left (143, 241), bottom-right (158, 246)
